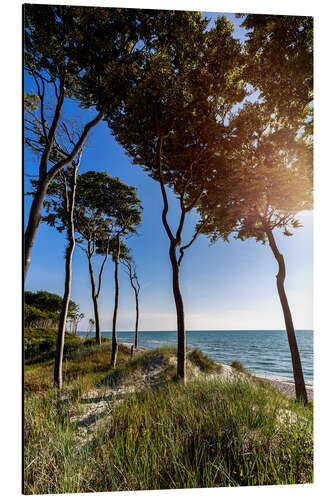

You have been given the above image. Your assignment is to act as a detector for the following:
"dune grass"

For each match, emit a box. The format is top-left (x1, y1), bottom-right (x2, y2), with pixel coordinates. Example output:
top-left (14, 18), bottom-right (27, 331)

top-left (24, 342), bottom-right (313, 494)
top-left (90, 379), bottom-right (312, 491)
top-left (24, 327), bottom-right (83, 364)
top-left (231, 360), bottom-right (246, 373)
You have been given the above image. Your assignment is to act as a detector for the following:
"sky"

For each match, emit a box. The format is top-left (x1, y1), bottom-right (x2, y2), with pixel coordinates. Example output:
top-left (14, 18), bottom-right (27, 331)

top-left (24, 10), bottom-right (313, 332)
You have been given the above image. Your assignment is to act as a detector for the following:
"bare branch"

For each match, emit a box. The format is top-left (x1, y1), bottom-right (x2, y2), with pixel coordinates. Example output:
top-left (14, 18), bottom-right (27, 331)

top-left (46, 107), bottom-right (105, 183)
top-left (177, 218), bottom-right (208, 266)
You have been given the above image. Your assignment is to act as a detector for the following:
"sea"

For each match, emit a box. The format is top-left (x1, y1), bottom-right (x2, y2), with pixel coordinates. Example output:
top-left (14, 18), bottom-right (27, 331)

top-left (77, 330), bottom-right (313, 385)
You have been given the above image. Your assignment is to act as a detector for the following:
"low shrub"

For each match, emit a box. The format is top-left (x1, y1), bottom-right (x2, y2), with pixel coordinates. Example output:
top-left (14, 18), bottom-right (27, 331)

top-left (231, 360), bottom-right (246, 373)
top-left (24, 328), bottom-right (83, 364)
top-left (188, 348), bottom-right (223, 373)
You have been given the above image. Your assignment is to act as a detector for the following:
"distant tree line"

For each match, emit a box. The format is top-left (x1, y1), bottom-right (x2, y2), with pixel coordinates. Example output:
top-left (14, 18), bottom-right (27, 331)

top-left (24, 290), bottom-right (82, 330)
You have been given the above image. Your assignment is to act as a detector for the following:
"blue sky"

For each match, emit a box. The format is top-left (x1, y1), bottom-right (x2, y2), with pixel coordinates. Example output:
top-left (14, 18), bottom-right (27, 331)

top-left (24, 11), bottom-right (313, 331)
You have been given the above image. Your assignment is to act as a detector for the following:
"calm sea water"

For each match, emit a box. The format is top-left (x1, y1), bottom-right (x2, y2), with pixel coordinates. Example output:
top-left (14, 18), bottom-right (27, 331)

top-left (77, 330), bottom-right (313, 385)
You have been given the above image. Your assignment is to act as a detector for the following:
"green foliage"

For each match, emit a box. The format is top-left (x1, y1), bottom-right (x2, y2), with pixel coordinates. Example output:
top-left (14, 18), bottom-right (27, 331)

top-left (24, 328), bottom-right (82, 363)
top-left (198, 101), bottom-right (313, 245)
top-left (73, 171), bottom-right (142, 263)
top-left (231, 360), bottom-right (245, 372)
top-left (82, 336), bottom-right (111, 347)
top-left (108, 13), bottom-right (247, 207)
top-left (188, 348), bottom-right (223, 373)
top-left (25, 290), bottom-right (78, 316)
top-left (24, 90), bottom-right (39, 111)
top-left (195, 16), bottom-right (313, 247)
top-left (24, 5), bottom-right (161, 280)
top-left (24, 344), bottom-right (313, 493)
top-left (24, 5), bottom-right (139, 107)
top-left (24, 304), bottom-right (58, 326)
top-left (94, 379), bottom-right (312, 489)
top-left (24, 340), bottom-right (131, 393)
top-left (238, 14), bottom-right (313, 134)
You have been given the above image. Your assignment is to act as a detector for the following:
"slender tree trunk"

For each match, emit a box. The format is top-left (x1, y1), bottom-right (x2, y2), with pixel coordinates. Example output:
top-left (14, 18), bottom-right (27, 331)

top-left (88, 253), bottom-right (102, 345)
top-left (134, 290), bottom-right (139, 349)
top-left (169, 243), bottom-right (186, 382)
top-left (111, 234), bottom-right (120, 368)
top-left (24, 84), bottom-right (65, 282)
top-left (54, 241), bottom-right (75, 388)
top-left (266, 228), bottom-right (308, 403)
top-left (24, 107), bottom-right (104, 282)
top-left (24, 178), bottom-right (49, 281)
top-left (54, 164), bottom-right (78, 389)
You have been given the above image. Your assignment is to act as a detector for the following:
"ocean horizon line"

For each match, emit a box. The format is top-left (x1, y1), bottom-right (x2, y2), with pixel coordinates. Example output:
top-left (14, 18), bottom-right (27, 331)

top-left (77, 329), bottom-right (313, 333)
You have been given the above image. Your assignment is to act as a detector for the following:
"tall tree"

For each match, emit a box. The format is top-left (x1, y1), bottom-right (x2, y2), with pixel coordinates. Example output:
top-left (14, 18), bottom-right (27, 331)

top-left (106, 200), bottom-right (142, 369)
top-left (107, 14), bottom-right (247, 381)
top-left (121, 257), bottom-right (141, 349)
top-left (53, 159), bottom-right (80, 388)
top-left (198, 103), bottom-right (313, 402)
top-left (24, 5), bottom-right (163, 279)
top-left (24, 5), bottom-right (107, 279)
top-left (38, 152), bottom-right (82, 388)
top-left (74, 172), bottom-right (142, 351)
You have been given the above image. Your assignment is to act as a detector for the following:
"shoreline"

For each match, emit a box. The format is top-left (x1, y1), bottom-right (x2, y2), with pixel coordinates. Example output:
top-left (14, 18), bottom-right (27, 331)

top-left (216, 361), bottom-right (314, 401)
top-left (259, 376), bottom-right (314, 401)
top-left (119, 343), bottom-right (314, 401)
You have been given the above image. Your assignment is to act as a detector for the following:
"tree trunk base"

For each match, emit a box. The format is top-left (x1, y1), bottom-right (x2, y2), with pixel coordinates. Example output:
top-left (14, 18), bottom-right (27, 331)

top-left (111, 341), bottom-right (118, 368)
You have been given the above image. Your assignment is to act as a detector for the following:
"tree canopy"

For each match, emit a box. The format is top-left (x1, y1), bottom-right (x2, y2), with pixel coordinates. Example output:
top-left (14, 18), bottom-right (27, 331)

top-left (198, 101), bottom-right (313, 244)
top-left (238, 14), bottom-right (313, 134)
top-left (102, 13), bottom-right (248, 381)
top-left (74, 171), bottom-right (142, 247)
top-left (25, 290), bottom-right (78, 316)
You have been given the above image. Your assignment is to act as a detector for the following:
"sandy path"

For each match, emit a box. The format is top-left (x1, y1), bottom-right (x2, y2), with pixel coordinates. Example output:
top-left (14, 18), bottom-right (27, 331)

top-left (71, 352), bottom-right (167, 444)
top-left (72, 352), bottom-right (313, 446)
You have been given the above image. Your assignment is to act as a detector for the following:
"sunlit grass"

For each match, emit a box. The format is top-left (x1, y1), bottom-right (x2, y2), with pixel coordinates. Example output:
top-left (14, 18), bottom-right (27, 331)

top-left (24, 342), bottom-right (313, 494)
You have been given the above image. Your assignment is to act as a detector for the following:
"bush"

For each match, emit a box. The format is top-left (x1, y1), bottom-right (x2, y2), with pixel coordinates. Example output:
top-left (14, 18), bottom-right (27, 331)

top-left (24, 328), bottom-right (82, 363)
top-left (231, 360), bottom-right (246, 372)
top-left (188, 348), bottom-right (223, 373)
top-left (83, 336), bottom-right (111, 347)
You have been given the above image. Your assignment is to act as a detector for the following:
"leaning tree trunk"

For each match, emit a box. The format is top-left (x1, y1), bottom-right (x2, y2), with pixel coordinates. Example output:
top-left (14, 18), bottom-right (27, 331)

top-left (87, 253), bottom-right (102, 345)
top-left (24, 106), bottom-right (105, 282)
top-left (266, 228), bottom-right (308, 403)
top-left (169, 243), bottom-right (186, 382)
top-left (111, 234), bottom-right (120, 368)
top-left (54, 164), bottom-right (78, 389)
top-left (24, 178), bottom-right (49, 282)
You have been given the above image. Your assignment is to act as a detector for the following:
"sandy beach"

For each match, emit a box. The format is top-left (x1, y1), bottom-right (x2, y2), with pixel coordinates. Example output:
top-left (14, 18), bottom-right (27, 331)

top-left (263, 377), bottom-right (313, 401)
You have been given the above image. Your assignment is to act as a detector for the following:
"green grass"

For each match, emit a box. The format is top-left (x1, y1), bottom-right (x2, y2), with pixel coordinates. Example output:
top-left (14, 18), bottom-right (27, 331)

top-left (24, 344), bottom-right (313, 494)
top-left (91, 379), bottom-right (312, 490)
top-left (24, 340), bottom-right (131, 394)
top-left (24, 327), bottom-right (83, 364)
top-left (188, 348), bottom-right (223, 374)
top-left (231, 360), bottom-right (246, 373)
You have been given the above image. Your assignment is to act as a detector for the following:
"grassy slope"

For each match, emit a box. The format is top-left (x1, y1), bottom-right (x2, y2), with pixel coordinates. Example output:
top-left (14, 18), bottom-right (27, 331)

top-left (24, 327), bottom-right (84, 365)
top-left (24, 337), bottom-right (313, 494)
